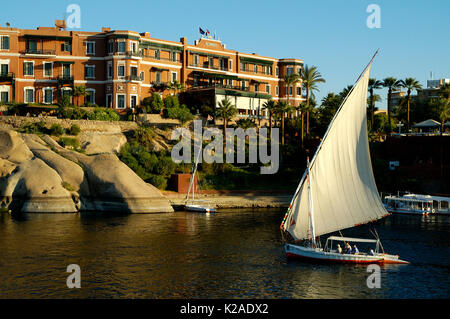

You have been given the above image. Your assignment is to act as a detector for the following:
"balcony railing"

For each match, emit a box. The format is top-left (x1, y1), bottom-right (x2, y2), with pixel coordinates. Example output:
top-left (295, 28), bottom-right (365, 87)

top-left (0, 72), bottom-right (15, 81)
top-left (239, 68), bottom-right (273, 76)
top-left (192, 83), bottom-right (250, 91)
top-left (142, 54), bottom-right (179, 63)
top-left (57, 76), bottom-right (74, 84)
top-left (189, 64), bottom-right (228, 71)
top-left (128, 74), bottom-right (143, 82)
top-left (22, 49), bottom-right (56, 56)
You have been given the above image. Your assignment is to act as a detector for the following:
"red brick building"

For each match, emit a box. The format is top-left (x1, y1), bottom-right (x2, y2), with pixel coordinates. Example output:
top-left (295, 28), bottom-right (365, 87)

top-left (0, 23), bottom-right (305, 118)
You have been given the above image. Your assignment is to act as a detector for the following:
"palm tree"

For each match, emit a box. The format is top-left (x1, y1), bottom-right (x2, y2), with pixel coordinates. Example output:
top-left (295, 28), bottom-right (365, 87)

top-left (167, 80), bottom-right (185, 96)
top-left (300, 65), bottom-right (325, 136)
top-left (399, 77), bottom-right (422, 131)
top-left (283, 73), bottom-right (300, 107)
top-left (437, 98), bottom-right (450, 191)
top-left (382, 77), bottom-right (401, 135)
top-left (439, 83), bottom-right (450, 100)
top-left (276, 101), bottom-right (292, 145)
top-left (216, 98), bottom-right (237, 152)
top-left (368, 78), bottom-right (383, 129)
top-left (73, 85), bottom-right (87, 107)
top-left (297, 102), bottom-right (309, 148)
top-left (263, 100), bottom-right (277, 139)
top-left (339, 85), bottom-right (354, 99)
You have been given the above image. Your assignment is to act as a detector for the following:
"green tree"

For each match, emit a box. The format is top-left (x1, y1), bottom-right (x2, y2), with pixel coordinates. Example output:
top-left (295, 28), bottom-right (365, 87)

top-left (368, 78), bottom-right (383, 129)
top-left (399, 77), bottom-right (422, 131)
top-left (382, 77), bottom-right (401, 135)
top-left (300, 65), bottom-right (325, 136)
top-left (73, 85), bottom-right (87, 107)
top-left (276, 101), bottom-right (292, 146)
top-left (167, 80), bottom-right (185, 96)
top-left (142, 92), bottom-right (164, 114)
top-left (216, 98), bottom-right (237, 151)
top-left (263, 100), bottom-right (277, 138)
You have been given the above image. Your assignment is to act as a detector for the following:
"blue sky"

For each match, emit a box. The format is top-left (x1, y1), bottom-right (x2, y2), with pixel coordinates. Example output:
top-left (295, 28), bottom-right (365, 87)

top-left (1, 0), bottom-right (449, 109)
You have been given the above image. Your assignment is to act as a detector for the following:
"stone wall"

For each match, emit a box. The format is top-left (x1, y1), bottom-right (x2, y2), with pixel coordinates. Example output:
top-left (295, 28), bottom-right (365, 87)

top-left (0, 116), bottom-right (138, 133)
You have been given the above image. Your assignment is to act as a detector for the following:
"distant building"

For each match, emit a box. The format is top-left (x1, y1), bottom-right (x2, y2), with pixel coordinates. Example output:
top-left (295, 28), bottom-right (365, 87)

top-left (416, 78), bottom-right (450, 101)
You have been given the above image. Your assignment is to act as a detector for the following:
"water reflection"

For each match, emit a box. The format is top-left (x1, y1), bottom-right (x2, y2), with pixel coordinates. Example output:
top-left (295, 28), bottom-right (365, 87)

top-left (0, 210), bottom-right (448, 298)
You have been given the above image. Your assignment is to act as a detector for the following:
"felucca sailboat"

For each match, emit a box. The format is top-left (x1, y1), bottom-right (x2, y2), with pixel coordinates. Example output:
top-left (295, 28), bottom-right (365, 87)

top-left (280, 52), bottom-right (408, 264)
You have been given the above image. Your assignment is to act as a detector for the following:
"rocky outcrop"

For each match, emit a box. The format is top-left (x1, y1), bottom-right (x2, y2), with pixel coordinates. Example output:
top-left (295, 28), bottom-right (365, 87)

top-left (78, 131), bottom-right (127, 155)
top-left (0, 129), bottom-right (173, 214)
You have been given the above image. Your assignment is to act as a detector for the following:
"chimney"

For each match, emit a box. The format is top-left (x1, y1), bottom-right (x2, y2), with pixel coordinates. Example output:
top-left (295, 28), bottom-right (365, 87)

top-left (102, 27), bottom-right (111, 33)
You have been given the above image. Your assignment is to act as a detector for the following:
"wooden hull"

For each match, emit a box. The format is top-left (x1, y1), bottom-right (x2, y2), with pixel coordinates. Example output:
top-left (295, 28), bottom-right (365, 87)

top-left (185, 205), bottom-right (216, 213)
top-left (285, 244), bottom-right (409, 265)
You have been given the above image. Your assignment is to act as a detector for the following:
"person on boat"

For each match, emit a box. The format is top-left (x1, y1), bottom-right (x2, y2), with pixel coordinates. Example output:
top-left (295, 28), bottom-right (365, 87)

top-left (352, 245), bottom-right (359, 255)
top-left (345, 243), bottom-right (352, 254)
top-left (369, 249), bottom-right (375, 256)
top-left (337, 244), bottom-right (342, 254)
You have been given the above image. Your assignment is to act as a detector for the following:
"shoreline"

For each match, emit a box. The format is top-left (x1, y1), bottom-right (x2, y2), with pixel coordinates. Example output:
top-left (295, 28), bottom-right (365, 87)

top-left (162, 190), bottom-right (293, 210)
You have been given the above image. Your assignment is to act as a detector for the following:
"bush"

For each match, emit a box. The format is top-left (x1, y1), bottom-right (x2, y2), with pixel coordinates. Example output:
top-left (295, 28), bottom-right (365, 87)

top-left (142, 93), bottom-right (164, 114)
top-left (146, 174), bottom-right (167, 190)
top-left (59, 137), bottom-right (80, 149)
top-left (49, 124), bottom-right (65, 136)
top-left (163, 95), bottom-right (180, 109)
top-left (69, 124), bottom-right (81, 136)
top-left (60, 106), bottom-right (87, 120)
top-left (133, 127), bottom-right (156, 148)
top-left (87, 107), bottom-right (120, 121)
top-left (164, 104), bottom-right (194, 125)
top-left (21, 121), bottom-right (48, 134)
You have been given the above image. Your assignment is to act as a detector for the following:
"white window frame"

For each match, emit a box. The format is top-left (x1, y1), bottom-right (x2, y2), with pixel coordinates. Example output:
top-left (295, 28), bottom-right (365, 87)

top-left (24, 61), bottom-right (34, 76)
top-left (117, 41), bottom-right (126, 54)
top-left (117, 63), bottom-right (125, 79)
top-left (43, 62), bottom-right (53, 77)
top-left (0, 85), bottom-right (11, 103)
top-left (86, 41), bottom-right (96, 55)
top-left (130, 41), bottom-right (138, 53)
top-left (0, 59), bottom-right (9, 75)
top-left (116, 94), bottom-right (126, 109)
top-left (85, 65), bottom-right (96, 79)
top-left (85, 88), bottom-right (96, 105)
top-left (0, 35), bottom-right (10, 51)
top-left (229, 60), bottom-right (233, 70)
top-left (193, 54), bottom-right (199, 66)
top-left (130, 94), bottom-right (138, 109)
top-left (61, 88), bottom-right (73, 101)
top-left (107, 61), bottom-right (113, 79)
top-left (266, 84), bottom-right (270, 94)
top-left (42, 87), bottom-right (54, 104)
top-left (171, 71), bottom-right (177, 82)
top-left (24, 86), bottom-right (35, 103)
top-left (106, 94), bottom-right (113, 108)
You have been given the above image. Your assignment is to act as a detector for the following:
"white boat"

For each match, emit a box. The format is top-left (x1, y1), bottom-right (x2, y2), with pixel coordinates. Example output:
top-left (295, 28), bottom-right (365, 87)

top-left (184, 146), bottom-right (216, 214)
top-left (383, 193), bottom-right (450, 215)
top-left (280, 51), bottom-right (408, 265)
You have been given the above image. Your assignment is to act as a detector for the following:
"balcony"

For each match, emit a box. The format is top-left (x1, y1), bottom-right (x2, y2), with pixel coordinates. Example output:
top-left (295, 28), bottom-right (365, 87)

top-left (142, 54), bottom-right (180, 63)
top-left (239, 67), bottom-right (273, 76)
top-left (57, 76), bottom-right (74, 85)
top-left (22, 49), bottom-right (56, 56)
top-left (128, 74), bottom-right (143, 82)
top-left (0, 72), bottom-right (15, 82)
top-left (189, 63), bottom-right (228, 71)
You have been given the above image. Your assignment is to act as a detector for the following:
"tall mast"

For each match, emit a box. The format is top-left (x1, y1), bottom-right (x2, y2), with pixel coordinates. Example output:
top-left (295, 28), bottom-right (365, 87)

top-left (185, 146), bottom-right (202, 205)
top-left (307, 157), bottom-right (316, 247)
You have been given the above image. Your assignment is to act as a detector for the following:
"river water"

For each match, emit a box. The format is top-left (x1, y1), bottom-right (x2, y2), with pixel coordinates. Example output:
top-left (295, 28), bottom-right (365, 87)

top-left (0, 209), bottom-right (449, 299)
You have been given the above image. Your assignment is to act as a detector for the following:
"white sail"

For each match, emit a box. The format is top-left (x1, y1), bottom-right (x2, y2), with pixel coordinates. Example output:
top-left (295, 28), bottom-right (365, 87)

top-left (283, 62), bottom-right (388, 241)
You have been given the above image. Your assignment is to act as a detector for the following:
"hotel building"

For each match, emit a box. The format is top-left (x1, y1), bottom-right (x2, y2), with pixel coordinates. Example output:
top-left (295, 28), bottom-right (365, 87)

top-left (0, 22), bottom-right (305, 118)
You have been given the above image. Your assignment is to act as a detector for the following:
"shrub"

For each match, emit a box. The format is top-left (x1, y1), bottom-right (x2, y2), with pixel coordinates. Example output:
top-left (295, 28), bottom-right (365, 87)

top-left (49, 123), bottom-right (65, 136)
top-left (142, 93), bottom-right (164, 114)
top-left (164, 104), bottom-right (194, 125)
top-left (87, 107), bottom-right (120, 121)
top-left (59, 137), bottom-right (80, 149)
top-left (163, 95), bottom-right (180, 109)
top-left (133, 127), bottom-right (156, 148)
top-left (61, 106), bottom-right (87, 120)
top-left (146, 174), bottom-right (167, 190)
top-left (69, 124), bottom-right (81, 136)
top-left (21, 121), bottom-right (48, 134)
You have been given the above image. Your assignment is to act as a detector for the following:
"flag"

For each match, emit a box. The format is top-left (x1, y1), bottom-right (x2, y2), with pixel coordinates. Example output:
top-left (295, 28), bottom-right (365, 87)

top-left (206, 29), bottom-right (210, 36)
top-left (199, 27), bottom-right (205, 35)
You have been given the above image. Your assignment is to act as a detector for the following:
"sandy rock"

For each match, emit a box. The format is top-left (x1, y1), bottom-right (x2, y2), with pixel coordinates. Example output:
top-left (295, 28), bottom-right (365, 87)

top-left (0, 129), bottom-right (33, 163)
top-left (1, 157), bottom-right (77, 213)
top-left (22, 134), bottom-right (89, 195)
top-left (0, 158), bottom-right (16, 178)
top-left (77, 153), bottom-right (173, 213)
top-left (78, 132), bottom-right (127, 155)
